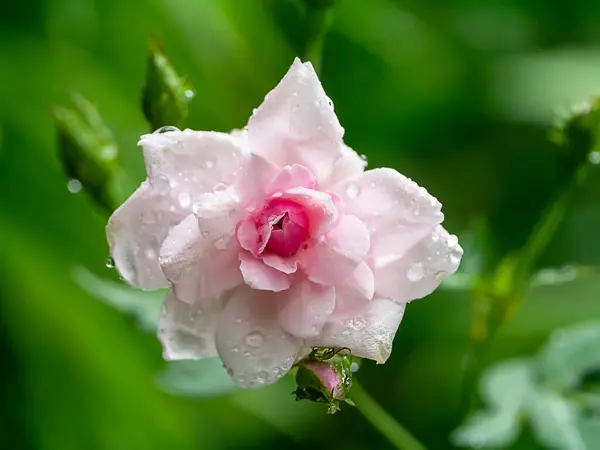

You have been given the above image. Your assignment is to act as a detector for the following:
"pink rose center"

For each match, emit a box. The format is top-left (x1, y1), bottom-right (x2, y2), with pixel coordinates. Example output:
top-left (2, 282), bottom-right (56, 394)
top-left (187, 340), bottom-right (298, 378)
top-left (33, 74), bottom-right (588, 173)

top-left (259, 200), bottom-right (309, 257)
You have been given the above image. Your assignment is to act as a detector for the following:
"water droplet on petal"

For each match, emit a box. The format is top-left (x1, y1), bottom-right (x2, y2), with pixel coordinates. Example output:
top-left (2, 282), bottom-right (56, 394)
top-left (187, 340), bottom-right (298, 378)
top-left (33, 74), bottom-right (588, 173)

top-left (204, 160), bottom-right (214, 169)
top-left (67, 179), bottom-right (82, 194)
top-left (258, 371), bottom-right (268, 383)
top-left (344, 318), bottom-right (367, 331)
top-left (243, 350), bottom-right (253, 358)
top-left (213, 183), bottom-right (227, 192)
top-left (178, 191), bottom-right (191, 208)
top-left (105, 256), bottom-right (115, 269)
top-left (145, 248), bottom-right (156, 259)
top-left (447, 234), bottom-right (459, 247)
top-left (245, 331), bottom-right (264, 348)
top-left (346, 183), bottom-right (360, 199)
top-left (155, 125), bottom-right (180, 134)
top-left (407, 262), bottom-right (424, 281)
top-left (213, 236), bottom-right (228, 249)
top-left (153, 175), bottom-right (171, 194)
top-left (589, 151), bottom-right (600, 165)
top-left (142, 210), bottom-right (157, 224)
top-left (232, 345), bottom-right (240, 353)
top-left (431, 232), bottom-right (440, 243)
top-left (360, 154), bottom-right (368, 166)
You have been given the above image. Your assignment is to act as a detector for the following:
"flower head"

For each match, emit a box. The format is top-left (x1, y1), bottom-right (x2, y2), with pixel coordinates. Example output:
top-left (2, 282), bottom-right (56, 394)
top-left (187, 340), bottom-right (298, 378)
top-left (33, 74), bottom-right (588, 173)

top-left (107, 58), bottom-right (463, 388)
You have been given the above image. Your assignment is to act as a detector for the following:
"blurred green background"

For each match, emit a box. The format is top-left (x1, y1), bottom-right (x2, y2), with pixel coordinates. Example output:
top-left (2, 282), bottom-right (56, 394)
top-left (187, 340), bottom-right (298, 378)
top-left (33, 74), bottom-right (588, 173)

top-left (2, 0), bottom-right (600, 449)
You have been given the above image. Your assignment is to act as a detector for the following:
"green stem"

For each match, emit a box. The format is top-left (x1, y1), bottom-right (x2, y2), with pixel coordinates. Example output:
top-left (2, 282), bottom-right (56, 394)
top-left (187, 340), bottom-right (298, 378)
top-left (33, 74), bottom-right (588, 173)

top-left (352, 380), bottom-right (427, 450)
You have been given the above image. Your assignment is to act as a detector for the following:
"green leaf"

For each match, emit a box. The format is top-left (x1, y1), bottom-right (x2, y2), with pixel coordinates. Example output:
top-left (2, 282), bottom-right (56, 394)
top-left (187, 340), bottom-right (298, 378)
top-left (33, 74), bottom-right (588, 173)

top-left (142, 41), bottom-right (194, 130)
top-left (72, 266), bottom-right (163, 332)
top-left (480, 359), bottom-right (535, 413)
top-left (537, 322), bottom-right (600, 391)
top-left (53, 93), bottom-right (119, 211)
top-left (157, 359), bottom-right (237, 398)
top-left (452, 411), bottom-right (519, 449)
top-left (528, 390), bottom-right (586, 450)
top-left (529, 265), bottom-right (597, 287)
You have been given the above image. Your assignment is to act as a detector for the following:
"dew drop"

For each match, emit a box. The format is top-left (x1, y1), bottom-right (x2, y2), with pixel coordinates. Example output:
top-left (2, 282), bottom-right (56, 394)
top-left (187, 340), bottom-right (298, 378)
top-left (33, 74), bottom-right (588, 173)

top-left (232, 345), bottom-right (240, 353)
top-left (213, 236), bottom-right (228, 249)
top-left (145, 248), bottom-right (156, 259)
top-left (142, 210), bottom-right (157, 224)
top-left (67, 179), bottom-right (82, 194)
top-left (258, 371), bottom-right (268, 383)
top-left (447, 234), bottom-right (459, 247)
top-left (243, 350), bottom-right (253, 358)
top-left (407, 262), bottom-right (424, 282)
top-left (245, 331), bottom-right (264, 348)
top-left (589, 151), bottom-right (600, 165)
top-left (360, 154), bottom-right (368, 166)
top-left (153, 175), bottom-right (171, 194)
top-left (178, 191), bottom-right (191, 208)
top-left (213, 183), bottom-right (227, 192)
top-left (450, 250), bottom-right (462, 265)
top-left (345, 183), bottom-right (360, 199)
top-left (184, 89), bottom-right (195, 99)
top-left (431, 232), bottom-right (440, 243)
top-left (344, 317), bottom-right (367, 331)
top-left (204, 160), bottom-right (214, 169)
top-left (105, 256), bottom-right (115, 269)
top-left (350, 362), bottom-right (360, 373)
top-left (155, 125), bottom-right (179, 134)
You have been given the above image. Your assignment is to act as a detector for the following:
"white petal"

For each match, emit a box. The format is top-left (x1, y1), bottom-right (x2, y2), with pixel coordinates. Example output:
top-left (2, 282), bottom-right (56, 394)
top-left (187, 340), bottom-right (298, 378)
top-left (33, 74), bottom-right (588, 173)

top-left (139, 130), bottom-right (246, 213)
top-left (107, 180), bottom-right (184, 289)
top-left (158, 290), bottom-right (224, 360)
top-left (246, 58), bottom-right (344, 183)
top-left (373, 225), bottom-right (463, 302)
top-left (310, 298), bottom-right (406, 364)
top-left (215, 286), bottom-right (301, 388)
top-left (278, 278), bottom-right (335, 338)
top-left (330, 262), bottom-right (374, 320)
top-left (321, 144), bottom-right (366, 190)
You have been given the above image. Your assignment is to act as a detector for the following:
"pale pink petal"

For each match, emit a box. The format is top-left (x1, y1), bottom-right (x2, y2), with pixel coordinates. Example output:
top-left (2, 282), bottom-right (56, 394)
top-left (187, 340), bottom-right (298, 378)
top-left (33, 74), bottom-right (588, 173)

top-left (278, 278), bottom-right (335, 338)
top-left (301, 215), bottom-right (370, 285)
top-left (261, 254), bottom-right (298, 274)
top-left (139, 130), bottom-right (246, 213)
top-left (235, 153), bottom-right (279, 206)
top-left (330, 262), bottom-right (374, 320)
top-left (158, 290), bottom-right (224, 360)
top-left (280, 187), bottom-right (338, 237)
top-left (321, 144), bottom-right (367, 190)
top-left (239, 253), bottom-right (290, 292)
top-left (236, 218), bottom-right (260, 254)
top-left (192, 185), bottom-right (242, 247)
top-left (107, 180), bottom-right (185, 290)
top-left (309, 298), bottom-right (406, 364)
top-left (267, 164), bottom-right (316, 194)
top-left (215, 286), bottom-right (301, 388)
top-left (246, 58), bottom-right (344, 184)
top-left (171, 244), bottom-right (243, 304)
top-left (373, 225), bottom-right (463, 303)
top-left (336, 168), bottom-right (444, 227)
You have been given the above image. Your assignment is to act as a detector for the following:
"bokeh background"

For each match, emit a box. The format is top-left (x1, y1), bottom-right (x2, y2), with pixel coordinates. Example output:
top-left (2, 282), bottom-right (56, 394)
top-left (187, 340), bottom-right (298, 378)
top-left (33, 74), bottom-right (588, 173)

top-left (2, 0), bottom-right (600, 449)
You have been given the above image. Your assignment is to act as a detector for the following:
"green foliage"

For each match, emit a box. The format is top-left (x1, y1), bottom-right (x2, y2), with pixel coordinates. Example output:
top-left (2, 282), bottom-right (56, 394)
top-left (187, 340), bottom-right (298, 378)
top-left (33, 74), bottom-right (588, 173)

top-left (453, 322), bottom-right (600, 449)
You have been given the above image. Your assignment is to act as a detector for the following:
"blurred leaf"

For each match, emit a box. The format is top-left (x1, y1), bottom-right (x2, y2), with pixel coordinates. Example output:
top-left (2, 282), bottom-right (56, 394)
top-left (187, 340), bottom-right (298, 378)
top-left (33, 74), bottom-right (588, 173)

top-left (528, 390), bottom-right (586, 450)
top-left (452, 411), bottom-right (519, 449)
top-left (72, 266), bottom-right (163, 332)
top-left (480, 360), bottom-right (534, 413)
top-left (142, 41), bottom-right (194, 130)
top-left (537, 322), bottom-right (600, 391)
top-left (529, 265), bottom-right (598, 287)
top-left (157, 359), bottom-right (237, 398)
top-left (53, 93), bottom-right (119, 211)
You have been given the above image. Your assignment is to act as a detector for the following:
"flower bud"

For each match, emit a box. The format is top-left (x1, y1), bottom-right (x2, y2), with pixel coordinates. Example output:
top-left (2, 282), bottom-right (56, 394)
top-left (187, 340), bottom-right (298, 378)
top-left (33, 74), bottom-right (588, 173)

top-left (142, 41), bottom-right (194, 130)
top-left (53, 93), bottom-right (118, 210)
top-left (294, 348), bottom-right (356, 414)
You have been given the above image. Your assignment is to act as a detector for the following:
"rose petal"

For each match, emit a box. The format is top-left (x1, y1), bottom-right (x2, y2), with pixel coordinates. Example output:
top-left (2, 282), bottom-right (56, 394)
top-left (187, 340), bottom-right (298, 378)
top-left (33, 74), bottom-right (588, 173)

top-left (336, 168), bottom-right (444, 227)
top-left (239, 253), bottom-right (290, 292)
top-left (280, 187), bottom-right (338, 238)
top-left (139, 130), bottom-right (246, 213)
top-left (310, 298), bottom-right (406, 364)
top-left (267, 164), bottom-right (316, 194)
top-left (321, 144), bottom-right (367, 190)
top-left (215, 286), bottom-right (301, 388)
top-left (235, 153), bottom-right (279, 206)
top-left (330, 262), bottom-right (374, 320)
top-left (278, 278), bottom-right (335, 338)
top-left (158, 290), bottom-right (224, 360)
top-left (373, 225), bottom-right (463, 303)
top-left (107, 180), bottom-right (184, 290)
top-left (246, 58), bottom-right (344, 184)
top-left (301, 215), bottom-right (370, 285)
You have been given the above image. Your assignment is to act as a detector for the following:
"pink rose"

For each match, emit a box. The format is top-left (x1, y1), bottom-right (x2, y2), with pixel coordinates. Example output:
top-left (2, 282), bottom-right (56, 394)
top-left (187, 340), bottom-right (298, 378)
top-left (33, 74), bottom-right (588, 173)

top-left (107, 59), bottom-right (462, 388)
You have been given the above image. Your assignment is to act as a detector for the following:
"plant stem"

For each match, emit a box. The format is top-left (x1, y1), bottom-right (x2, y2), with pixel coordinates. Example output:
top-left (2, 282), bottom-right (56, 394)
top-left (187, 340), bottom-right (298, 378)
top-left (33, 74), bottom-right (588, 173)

top-left (352, 379), bottom-right (427, 450)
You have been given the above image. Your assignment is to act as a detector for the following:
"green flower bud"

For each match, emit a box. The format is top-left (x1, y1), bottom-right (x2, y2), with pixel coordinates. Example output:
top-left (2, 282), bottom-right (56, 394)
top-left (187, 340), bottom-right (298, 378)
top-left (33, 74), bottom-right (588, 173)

top-left (142, 41), bottom-right (194, 130)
